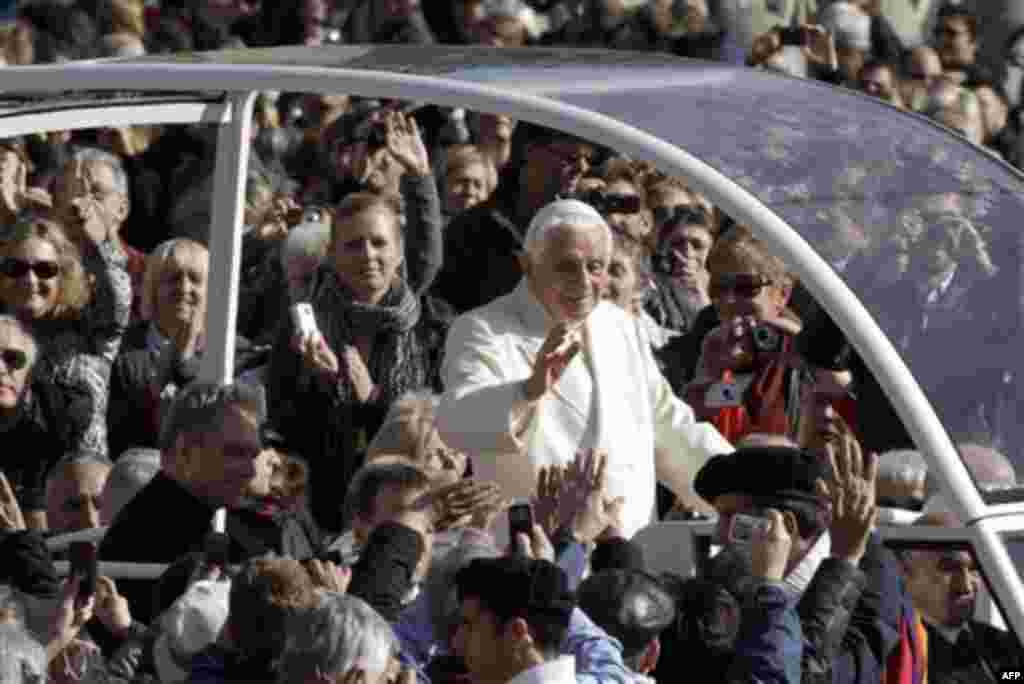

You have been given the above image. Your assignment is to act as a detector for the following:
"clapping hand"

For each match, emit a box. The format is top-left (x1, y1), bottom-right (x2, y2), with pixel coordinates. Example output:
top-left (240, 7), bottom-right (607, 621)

top-left (815, 432), bottom-right (878, 565)
top-left (0, 472), bottom-right (26, 531)
top-left (432, 479), bottom-right (505, 532)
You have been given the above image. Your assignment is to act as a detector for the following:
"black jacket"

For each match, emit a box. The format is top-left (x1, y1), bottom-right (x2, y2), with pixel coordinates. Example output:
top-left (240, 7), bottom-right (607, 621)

top-left (100, 473), bottom-right (318, 623)
top-left (434, 193), bottom-right (525, 314)
top-left (107, 322), bottom-right (267, 459)
top-left (798, 535), bottom-right (903, 684)
top-left (0, 380), bottom-right (89, 513)
top-left (923, 619), bottom-right (1024, 684)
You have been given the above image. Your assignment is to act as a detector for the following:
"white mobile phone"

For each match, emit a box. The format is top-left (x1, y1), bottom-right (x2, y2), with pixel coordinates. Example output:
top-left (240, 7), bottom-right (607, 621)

top-left (704, 381), bottom-right (743, 409)
top-left (290, 302), bottom-right (319, 341)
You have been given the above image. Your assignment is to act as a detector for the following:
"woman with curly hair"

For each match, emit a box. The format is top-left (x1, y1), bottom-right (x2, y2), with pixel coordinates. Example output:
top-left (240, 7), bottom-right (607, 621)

top-left (0, 211), bottom-right (130, 461)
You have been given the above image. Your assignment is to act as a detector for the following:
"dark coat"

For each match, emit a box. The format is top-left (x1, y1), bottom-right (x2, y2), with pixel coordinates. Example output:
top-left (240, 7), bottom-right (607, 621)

top-left (434, 193), bottom-right (525, 314)
top-left (923, 619), bottom-right (1024, 684)
top-left (107, 322), bottom-right (267, 460)
top-left (0, 379), bottom-right (90, 513)
top-left (100, 473), bottom-right (318, 623)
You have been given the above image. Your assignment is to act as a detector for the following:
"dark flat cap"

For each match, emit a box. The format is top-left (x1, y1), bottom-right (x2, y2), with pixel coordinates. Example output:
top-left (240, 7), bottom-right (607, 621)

top-left (695, 446), bottom-right (827, 506)
top-left (577, 570), bottom-right (676, 658)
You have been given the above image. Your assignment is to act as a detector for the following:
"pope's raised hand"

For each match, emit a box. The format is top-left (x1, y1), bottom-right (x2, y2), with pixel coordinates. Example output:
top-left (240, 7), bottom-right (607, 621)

top-left (524, 322), bottom-right (582, 402)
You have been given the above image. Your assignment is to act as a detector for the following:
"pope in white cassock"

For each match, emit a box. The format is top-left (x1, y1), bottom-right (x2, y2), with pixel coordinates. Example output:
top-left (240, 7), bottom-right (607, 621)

top-left (436, 199), bottom-right (734, 538)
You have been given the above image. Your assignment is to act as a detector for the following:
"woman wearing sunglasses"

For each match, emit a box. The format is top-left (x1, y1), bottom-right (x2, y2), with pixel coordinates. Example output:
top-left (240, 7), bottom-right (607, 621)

top-left (661, 226), bottom-right (806, 446)
top-left (0, 212), bottom-right (131, 466)
top-left (0, 315), bottom-right (90, 531)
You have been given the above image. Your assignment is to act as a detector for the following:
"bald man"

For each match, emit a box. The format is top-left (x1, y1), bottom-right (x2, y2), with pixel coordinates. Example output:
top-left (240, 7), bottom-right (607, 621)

top-left (45, 457), bottom-right (111, 533)
top-left (437, 199), bottom-right (732, 537)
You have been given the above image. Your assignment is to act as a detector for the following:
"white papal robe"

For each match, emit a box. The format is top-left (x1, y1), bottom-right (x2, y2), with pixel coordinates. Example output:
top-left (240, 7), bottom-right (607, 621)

top-left (436, 280), bottom-right (734, 538)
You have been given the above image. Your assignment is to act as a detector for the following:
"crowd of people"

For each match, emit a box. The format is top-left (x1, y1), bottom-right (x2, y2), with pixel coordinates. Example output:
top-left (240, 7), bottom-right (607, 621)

top-left (0, 0), bottom-right (1022, 683)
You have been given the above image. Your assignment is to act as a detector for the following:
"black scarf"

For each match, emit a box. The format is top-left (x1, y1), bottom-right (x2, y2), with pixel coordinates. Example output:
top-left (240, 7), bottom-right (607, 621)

top-left (311, 268), bottom-right (425, 404)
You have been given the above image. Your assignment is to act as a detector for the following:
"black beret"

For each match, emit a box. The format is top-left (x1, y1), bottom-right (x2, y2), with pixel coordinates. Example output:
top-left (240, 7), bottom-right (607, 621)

top-left (795, 310), bottom-right (853, 372)
top-left (695, 446), bottom-right (827, 506)
top-left (456, 557), bottom-right (574, 628)
top-left (577, 570), bottom-right (676, 658)
top-left (0, 531), bottom-right (60, 598)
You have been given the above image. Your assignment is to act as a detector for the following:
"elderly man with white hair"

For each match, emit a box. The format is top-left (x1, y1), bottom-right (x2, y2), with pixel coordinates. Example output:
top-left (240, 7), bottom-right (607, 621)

top-left (437, 199), bottom-right (732, 538)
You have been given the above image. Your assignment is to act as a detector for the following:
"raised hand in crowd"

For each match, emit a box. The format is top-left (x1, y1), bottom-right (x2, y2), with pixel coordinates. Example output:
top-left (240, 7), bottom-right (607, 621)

top-left (815, 431), bottom-right (879, 565)
top-left (524, 321), bottom-right (583, 402)
top-left (303, 558), bottom-right (353, 594)
top-left (532, 450), bottom-right (626, 544)
top-left (802, 25), bottom-right (839, 72)
top-left (750, 508), bottom-right (795, 582)
top-left (0, 472), bottom-right (26, 531)
top-left (432, 478), bottom-right (505, 532)
top-left (93, 576), bottom-right (132, 638)
top-left (386, 110), bottom-right (431, 178)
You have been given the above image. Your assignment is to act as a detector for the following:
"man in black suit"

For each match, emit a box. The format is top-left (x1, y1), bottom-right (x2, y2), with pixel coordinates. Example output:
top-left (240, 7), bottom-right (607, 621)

top-left (901, 511), bottom-right (1024, 683)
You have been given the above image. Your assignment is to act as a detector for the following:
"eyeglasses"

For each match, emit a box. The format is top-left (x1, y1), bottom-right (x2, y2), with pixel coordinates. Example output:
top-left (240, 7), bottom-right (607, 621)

top-left (0, 348), bottom-right (28, 371)
top-left (574, 189), bottom-right (642, 215)
top-left (653, 204), bottom-right (711, 227)
top-left (709, 273), bottom-right (771, 299)
top-left (0, 257), bottom-right (60, 280)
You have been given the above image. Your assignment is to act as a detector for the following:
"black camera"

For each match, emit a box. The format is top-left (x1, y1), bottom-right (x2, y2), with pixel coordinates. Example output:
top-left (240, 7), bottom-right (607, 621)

top-left (750, 324), bottom-right (783, 353)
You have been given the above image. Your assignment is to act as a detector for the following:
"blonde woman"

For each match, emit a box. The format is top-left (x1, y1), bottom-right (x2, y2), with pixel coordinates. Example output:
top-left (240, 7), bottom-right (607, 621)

top-left (0, 212), bottom-right (130, 460)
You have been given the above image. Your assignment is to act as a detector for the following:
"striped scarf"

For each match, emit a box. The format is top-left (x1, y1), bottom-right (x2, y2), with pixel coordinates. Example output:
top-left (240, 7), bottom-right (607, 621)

top-left (311, 267), bottom-right (425, 403)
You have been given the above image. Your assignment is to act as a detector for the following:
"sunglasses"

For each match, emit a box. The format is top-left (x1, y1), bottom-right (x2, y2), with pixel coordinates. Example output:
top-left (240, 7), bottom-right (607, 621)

top-left (709, 273), bottom-right (771, 299)
top-left (0, 348), bottom-right (28, 371)
top-left (0, 258), bottom-right (60, 280)
top-left (575, 189), bottom-right (642, 215)
top-left (653, 204), bottom-right (711, 227)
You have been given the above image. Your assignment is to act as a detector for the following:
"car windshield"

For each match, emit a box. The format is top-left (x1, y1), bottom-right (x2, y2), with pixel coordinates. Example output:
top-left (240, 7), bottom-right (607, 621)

top-left (546, 70), bottom-right (1023, 501)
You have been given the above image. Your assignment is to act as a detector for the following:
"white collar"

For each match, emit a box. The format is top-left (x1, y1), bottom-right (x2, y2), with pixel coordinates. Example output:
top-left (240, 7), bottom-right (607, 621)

top-left (507, 656), bottom-right (576, 684)
top-left (784, 531), bottom-right (831, 597)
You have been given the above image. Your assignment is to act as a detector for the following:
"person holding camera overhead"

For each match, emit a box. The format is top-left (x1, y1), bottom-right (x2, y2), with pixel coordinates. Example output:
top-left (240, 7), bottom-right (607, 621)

top-left (666, 226), bottom-right (809, 445)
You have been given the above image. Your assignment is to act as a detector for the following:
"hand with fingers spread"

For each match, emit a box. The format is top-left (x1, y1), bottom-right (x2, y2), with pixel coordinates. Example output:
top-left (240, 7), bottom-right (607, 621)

top-left (532, 465), bottom-right (566, 537)
top-left (563, 449), bottom-right (626, 544)
top-left (94, 576), bottom-right (132, 638)
top-left (750, 509), bottom-right (795, 582)
top-left (387, 111), bottom-right (431, 178)
top-left (0, 472), bottom-right (26, 531)
top-left (815, 433), bottom-right (879, 565)
top-left (524, 322), bottom-right (582, 402)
